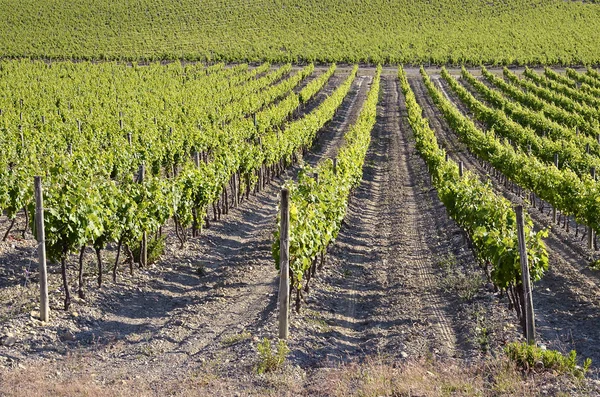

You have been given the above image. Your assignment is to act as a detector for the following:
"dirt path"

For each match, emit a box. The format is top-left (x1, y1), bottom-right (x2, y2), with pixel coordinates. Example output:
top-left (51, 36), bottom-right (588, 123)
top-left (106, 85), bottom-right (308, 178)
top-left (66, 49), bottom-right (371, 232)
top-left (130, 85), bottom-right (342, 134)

top-left (410, 73), bottom-right (600, 366)
top-left (289, 75), bottom-right (518, 369)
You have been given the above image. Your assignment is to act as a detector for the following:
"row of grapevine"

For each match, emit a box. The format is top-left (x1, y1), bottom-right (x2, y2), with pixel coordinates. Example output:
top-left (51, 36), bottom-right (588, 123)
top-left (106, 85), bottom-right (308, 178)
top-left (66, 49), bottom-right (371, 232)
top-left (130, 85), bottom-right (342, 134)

top-left (462, 67), bottom-right (593, 146)
top-left (536, 68), bottom-right (600, 109)
top-left (423, 68), bottom-right (600, 253)
top-left (566, 68), bottom-right (600, 91)
top-left (585, 68), bottom-right (600, 83)
top-left (399, 67), bottom-right (548, 328)
top-left (507, 68), bottom-right (600, 124)
top-left (445, 69), bottom-right (600, 178)
top-left (272, 65), bottom-right (377, 311)
top-left (0, 62), bottom-right (345, 309)
top-left (481, 67), bottom-right (597, 137)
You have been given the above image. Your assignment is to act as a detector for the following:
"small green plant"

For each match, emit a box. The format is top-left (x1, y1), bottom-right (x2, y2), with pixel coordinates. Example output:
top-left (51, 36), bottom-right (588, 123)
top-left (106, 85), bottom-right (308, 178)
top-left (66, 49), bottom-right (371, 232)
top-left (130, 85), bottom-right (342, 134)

top-left (132, 235), bottom-right (166, 265)
top-left (505, 342), bottom-right (592, 379)
top-left (256, 338), bottom-right (289, 374)
top-left (476, 326), bottom-right (489, 353)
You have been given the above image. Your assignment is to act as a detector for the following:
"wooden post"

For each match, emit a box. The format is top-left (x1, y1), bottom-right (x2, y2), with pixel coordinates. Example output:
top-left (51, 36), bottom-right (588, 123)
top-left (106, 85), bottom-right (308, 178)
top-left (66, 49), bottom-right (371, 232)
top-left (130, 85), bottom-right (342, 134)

top-left (587, 143), bottom-right (590, 154)
top-left (515, 205), bottom-right (536, 345)
top-left (458, 161), bottom-right (464, 177)
top-left (590, 167), bottom-right (596, 250)
top-left (34, 177), bottom-right (49, 322)
top-left (193, 152), bottom-right (200, 168)
top-left (278, 188), bottom-right (290, 340)
top-left (127, 132), bottom-right (132, 146)
top-left (138, 164), bottom-right (147, 267)
top-left (445, 153), bottom-right (449, 162)
top-left (333, 158), bottom-right (337, 175)
top-left (553, 154), bottom-right (558, 223)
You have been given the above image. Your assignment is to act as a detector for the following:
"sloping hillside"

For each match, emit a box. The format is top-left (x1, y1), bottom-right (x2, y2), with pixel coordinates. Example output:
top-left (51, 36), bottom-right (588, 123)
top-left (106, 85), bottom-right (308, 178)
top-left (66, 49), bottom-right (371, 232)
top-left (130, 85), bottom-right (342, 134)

top-left (0, 0), bottom-right (599, 64)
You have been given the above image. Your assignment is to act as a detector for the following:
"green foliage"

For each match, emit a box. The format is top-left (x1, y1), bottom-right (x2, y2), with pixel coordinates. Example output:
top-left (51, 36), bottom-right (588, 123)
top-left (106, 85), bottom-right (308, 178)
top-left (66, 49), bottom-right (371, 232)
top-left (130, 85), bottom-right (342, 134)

top-left (256, 338), bottom-right (289, 374)
top-left (1, 61), bottom-right (320, 260)
top-left (399, 66), bottom-right (548, 293)
top-left (1, 1), bottom-right (600, 64)
top-left (505, 342), bottom-right (592, 379)
top-left (434, 66), bottom-right (600, 241)
top-left (131, 235), bottom-right (166, 266)
top-left (272, 66), bottom-right (380, 294)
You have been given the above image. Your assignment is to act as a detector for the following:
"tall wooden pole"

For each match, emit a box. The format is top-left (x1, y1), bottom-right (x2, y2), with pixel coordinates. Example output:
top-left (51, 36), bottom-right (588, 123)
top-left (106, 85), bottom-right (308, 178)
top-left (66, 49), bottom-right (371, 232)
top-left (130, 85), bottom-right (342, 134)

top-left (138, 164), bottom-right (147, 267)
top-left (553, 154), bottom-right (558, 223)
top-left (34, 177), bottom-right (49, 322)
top-left (278, 188), bottom-right (290, 339)
top-left (516, 205), bottom-right (535, 345)
top-left (590, 167), bottom-right (596, 250)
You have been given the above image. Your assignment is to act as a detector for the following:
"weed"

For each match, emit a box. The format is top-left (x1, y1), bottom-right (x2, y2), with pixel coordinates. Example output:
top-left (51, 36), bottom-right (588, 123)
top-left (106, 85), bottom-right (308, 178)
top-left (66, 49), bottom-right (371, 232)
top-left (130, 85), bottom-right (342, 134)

top-left (505, 342), bottom-right (592, 379)
top-left (256, 338), bottom-right (289, 374)
top-left (437, 252), bottom-right (482, 302)
top-left (131, 236), bottom-right (166, 265)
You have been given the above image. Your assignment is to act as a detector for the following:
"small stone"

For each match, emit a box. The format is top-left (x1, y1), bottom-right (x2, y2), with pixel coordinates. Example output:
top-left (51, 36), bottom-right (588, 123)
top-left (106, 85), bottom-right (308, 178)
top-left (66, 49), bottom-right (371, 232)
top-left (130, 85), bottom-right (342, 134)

top-left (59, 330), bottom-right (76, 342)
top-left (534, 361), bottom-right (545, 371)
top-left (400, 351), bottom-right (408, 359)
top-left (71, 312), bottom-right (79, 318)
top-left (1, 336), bottom-right (16, 347)
top-left (173, 319), bottom-right (184, 326)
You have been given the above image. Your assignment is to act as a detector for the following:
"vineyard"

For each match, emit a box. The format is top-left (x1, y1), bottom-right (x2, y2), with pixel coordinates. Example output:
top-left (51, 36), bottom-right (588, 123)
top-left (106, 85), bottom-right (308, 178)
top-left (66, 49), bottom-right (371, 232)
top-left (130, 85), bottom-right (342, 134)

top-left (1, 61), bottom-right (600, 395)
top-left (1, 1), bottom-right (600, 65)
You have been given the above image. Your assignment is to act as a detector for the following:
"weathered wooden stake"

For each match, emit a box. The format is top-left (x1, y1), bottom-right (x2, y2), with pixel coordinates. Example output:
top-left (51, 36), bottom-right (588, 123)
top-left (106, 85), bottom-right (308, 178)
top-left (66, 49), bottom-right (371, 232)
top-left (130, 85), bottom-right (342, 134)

top-left (138, 164), bottom-right (147, 267)
top-left (590, 167), bottom-right (596, 250)
top-left (34, 176), bottom-right (49, 322)
top-left (127, 132), bottom-right (132, 146)
top-left (458, 161), bottom-right (464, 177)
top-left (516, 205), bottom-right (536, 345)
top-left (333, 158), bottom-right (337, 175)
top-left (553, 154), bottom-right (558, 223)
top-left (278, 188), bottom-right (290, 340)
top-left (193, 152), bottom-right (200, 168)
